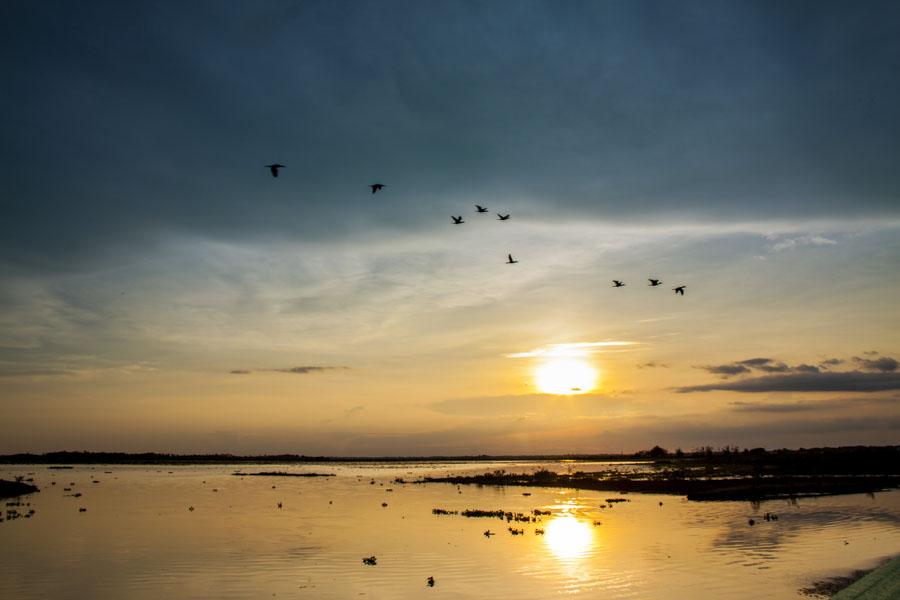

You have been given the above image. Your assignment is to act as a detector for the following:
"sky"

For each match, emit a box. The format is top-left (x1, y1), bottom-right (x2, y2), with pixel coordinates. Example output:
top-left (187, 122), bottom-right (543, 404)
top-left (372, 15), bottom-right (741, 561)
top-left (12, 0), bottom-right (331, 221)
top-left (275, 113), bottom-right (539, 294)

top-left (1, 0), bottom-right (899, 454)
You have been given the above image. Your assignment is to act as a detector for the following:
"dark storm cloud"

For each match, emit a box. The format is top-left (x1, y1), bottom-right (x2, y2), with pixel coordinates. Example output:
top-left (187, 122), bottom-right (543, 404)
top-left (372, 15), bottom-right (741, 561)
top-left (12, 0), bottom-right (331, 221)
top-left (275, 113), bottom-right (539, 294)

top-left (677, 371), bottom-right (900, 393)
top-left (273, 366), bottom-right (341, 374)
top-left (700, 357), bottom-right (821, 377)
top-left (702, 363), bottom-right (752, 376)
top-left (2, 0), bottom-right (900, 271)
top-left (228, 366), bottom-right (344, 375)
top-left (853, 355), bottom-right (899, 372)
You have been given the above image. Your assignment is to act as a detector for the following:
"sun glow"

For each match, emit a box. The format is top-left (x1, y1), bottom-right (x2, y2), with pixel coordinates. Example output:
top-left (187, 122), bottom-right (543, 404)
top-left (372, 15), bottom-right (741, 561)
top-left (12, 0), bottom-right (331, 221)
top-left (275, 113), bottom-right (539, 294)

top-left (534, 357), bottom-right (598, 395)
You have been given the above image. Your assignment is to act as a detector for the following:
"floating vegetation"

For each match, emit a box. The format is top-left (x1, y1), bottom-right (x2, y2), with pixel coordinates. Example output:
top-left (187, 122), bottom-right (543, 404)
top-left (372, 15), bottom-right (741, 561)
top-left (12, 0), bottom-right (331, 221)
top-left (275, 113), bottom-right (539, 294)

top-left (362, 556), bottom-right (377, 566)
top-left (432, 508), bottom-right (457, 515)
top-left (508, 527), bottom-right (524, 535)
top-left (606, 498), bottom-right (629, 503)
top-left (232, 472), bottom-right (336, 478)
top-left (461, 509), bottom-right (505, 518)
top-left (535, 528), bottom-right (545, 535)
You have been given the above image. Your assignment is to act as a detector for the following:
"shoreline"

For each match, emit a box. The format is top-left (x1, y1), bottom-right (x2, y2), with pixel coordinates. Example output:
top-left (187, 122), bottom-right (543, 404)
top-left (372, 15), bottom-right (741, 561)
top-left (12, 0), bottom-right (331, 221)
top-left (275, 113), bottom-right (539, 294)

top-left (1, 445), bottom-right (897, 466)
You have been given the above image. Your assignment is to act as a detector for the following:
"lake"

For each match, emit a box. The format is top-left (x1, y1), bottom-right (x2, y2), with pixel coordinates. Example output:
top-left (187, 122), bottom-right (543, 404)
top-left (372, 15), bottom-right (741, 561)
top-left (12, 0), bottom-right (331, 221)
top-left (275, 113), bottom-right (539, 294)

top-left (2, 461), bottom-right (898, 599)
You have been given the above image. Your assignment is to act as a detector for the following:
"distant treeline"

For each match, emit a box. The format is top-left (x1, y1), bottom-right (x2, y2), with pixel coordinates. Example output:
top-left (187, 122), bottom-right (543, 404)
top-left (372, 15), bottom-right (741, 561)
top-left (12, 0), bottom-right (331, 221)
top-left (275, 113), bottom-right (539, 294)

top-left (0, 445), bottom-right (898, 468)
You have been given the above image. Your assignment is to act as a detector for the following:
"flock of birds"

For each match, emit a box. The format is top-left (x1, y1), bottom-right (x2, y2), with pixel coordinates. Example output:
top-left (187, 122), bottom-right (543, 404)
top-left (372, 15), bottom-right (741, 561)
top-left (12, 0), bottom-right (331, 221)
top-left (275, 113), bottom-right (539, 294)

top-left (264, 165), bottom-right (687, 295)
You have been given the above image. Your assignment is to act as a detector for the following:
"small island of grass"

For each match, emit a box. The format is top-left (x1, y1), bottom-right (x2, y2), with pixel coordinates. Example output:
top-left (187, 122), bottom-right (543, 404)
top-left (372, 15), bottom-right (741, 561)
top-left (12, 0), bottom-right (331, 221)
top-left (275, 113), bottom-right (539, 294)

top-left (232, 471), bottom-right (336, 477)
top-left (410, 446), bottom-right (900, 502)
top-left (0, 479), bottom-right (40, 500)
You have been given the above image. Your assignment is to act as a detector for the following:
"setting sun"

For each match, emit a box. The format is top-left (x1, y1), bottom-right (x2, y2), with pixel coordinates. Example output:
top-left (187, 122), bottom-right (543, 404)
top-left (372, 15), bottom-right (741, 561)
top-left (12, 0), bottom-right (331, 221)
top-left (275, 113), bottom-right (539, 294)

top-left (534, 357), bottom-right (599, 395)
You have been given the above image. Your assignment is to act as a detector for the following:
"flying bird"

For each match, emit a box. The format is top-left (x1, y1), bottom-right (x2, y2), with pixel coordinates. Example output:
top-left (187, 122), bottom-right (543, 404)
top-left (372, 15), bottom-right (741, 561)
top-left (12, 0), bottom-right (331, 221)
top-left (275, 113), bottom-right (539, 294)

top-left (497, 213), bottom-right (510, 220)
top-left (370, 183), bottom-right (385, 194)
top-left (451, 216), bottom-right (465, 224)
top-left (265, 164), bottom-right (285, 177)
top-left (673, 286), bottom-right (686, 295)
top-left (612, 280), bottom-right (625, 287)
top-left (648, 278), bottom-right (662, 286)
top-left (475, 205), bottom-right (488, 213)
top-left (506, 254), bottom-right (518, 264)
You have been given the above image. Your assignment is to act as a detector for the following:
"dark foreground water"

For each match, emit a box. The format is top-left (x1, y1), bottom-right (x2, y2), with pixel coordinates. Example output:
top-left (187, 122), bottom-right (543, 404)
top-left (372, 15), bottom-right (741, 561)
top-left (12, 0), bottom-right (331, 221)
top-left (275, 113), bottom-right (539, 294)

top-left (2, 462), bottom-right (898, 599)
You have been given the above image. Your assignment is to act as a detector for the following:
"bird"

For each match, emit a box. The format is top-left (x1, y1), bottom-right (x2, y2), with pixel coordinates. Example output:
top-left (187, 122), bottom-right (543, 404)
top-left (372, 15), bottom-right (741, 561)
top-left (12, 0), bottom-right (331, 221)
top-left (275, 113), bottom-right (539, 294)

top-left (648, 278), bottom-right (662, 286)
top-left (506, 254), bottom-right (518, 264)
top-left (612, 280), bottom-right (625, 287)
top-left (370, 183), bottom-right (385, 194)
top-left (427, 576), bottom-right (435, 587)
top-left (673, 285), bottom-right (686, 295)
top-left (475, 205), bottom-right (488, 213)
top-left (451, 216), bottom-right (465, 225)
top-left (497, 213), bottom-right (511, 220)
top-left (265, 164), bottom-right (285, 177)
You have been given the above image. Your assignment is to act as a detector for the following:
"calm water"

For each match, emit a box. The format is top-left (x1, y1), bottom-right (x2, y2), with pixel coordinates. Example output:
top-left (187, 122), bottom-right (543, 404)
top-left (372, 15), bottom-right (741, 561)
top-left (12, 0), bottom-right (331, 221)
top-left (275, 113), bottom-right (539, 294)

top-left (2, 462), bottom-right (898, 599)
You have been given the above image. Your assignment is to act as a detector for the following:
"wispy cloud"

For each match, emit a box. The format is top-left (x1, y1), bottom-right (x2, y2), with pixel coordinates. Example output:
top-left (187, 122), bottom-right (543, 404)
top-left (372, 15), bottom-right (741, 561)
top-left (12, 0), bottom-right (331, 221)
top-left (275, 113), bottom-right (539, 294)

top-left (729, 396), bottom-right (899, 413)
top-left (507, 341), bottom-right (635, 359)
top-left (766, 234), bottom-right (838, 252)
top-left (229, 366), bottom-right (346, 375)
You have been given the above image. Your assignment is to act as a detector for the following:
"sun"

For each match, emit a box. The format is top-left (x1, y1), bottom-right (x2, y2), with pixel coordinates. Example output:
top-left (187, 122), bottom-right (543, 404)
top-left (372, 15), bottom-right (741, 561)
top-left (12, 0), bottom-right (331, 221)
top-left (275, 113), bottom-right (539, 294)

top-left (534, 357), bottom-right (598, 395)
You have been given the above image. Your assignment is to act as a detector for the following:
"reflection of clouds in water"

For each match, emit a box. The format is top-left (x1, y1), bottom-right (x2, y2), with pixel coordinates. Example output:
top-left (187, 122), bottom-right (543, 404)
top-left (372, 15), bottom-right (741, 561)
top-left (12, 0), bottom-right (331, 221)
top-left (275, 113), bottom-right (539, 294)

top-left (710, 504), bottom-right (900, 565)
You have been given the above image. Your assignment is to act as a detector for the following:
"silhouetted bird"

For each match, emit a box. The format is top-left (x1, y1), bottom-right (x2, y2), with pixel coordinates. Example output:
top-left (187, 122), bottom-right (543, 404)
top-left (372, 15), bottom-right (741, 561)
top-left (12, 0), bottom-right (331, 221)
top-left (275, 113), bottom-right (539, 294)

top-left (427, 576), bottom-right (435, 587)
top-left (451, 216), bottom-right (465, 225)
top-left (673, 286), bottom-right (686, 295)
top-left (497, 213), bottom-right (511, 220)
top-left (613, 280), bottom-right (625, 287)
top-left (370, 183), bottom-right (385, 194)
top-left (266, 164), bottom-right (285, 177)
top-left (506, 254), bottom-right (518, 264)
top-left (648, 278), bottom-right (662, 286)
top-left (475, 205), bottom-right (488, 213)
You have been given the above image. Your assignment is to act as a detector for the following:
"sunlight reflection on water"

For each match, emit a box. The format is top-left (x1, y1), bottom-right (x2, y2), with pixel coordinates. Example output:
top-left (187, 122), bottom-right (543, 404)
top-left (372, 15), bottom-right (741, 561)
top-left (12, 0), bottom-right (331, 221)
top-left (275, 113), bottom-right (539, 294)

top-left (544, 513), bottom-right (595, 561)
